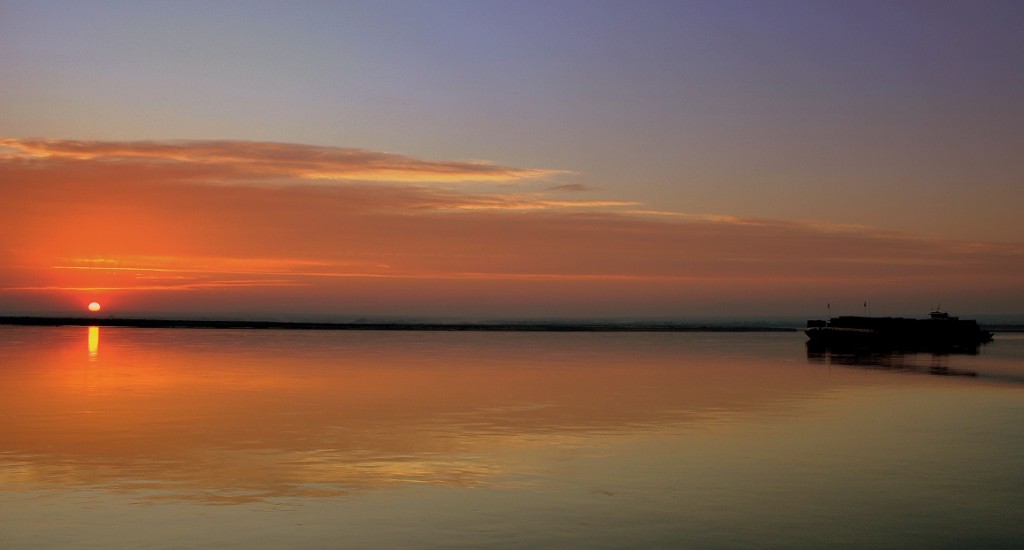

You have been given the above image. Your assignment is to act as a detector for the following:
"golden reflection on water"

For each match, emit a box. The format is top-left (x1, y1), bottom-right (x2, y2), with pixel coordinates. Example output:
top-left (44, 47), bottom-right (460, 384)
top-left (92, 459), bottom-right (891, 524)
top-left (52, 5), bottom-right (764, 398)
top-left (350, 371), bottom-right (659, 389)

top-left (87, 326), bottom-right (99, 359)
top-left (0, 327), bottom-right (1018, 510)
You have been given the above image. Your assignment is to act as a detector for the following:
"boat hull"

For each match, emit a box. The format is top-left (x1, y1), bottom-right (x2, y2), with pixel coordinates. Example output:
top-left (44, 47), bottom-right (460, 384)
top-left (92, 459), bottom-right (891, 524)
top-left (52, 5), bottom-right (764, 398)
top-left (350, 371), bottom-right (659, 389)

top-left (804, 315), bottom-right (992, 351)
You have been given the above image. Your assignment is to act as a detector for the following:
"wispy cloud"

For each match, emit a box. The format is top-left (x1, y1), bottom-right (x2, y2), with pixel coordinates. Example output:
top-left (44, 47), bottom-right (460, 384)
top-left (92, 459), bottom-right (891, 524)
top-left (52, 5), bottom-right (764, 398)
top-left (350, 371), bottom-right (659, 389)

top-left (5, 280), bottom-right (303, 292)
top-left (0, 138), bottom-right (567, 184)
top-left (434, 196), bottom-right (639, 212)
top-left (548, 183), bottom-right (595, 193)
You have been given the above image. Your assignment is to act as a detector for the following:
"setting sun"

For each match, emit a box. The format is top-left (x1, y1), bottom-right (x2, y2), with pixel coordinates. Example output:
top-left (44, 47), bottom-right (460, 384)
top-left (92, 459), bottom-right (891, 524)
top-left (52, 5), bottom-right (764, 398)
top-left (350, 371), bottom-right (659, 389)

top-left (87, 301), bottom-right (102, 312)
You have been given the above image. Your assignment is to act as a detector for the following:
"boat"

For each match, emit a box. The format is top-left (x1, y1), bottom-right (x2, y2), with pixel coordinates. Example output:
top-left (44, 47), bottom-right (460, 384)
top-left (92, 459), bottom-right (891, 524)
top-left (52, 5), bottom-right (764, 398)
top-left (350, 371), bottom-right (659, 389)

top-left (805, 311), bottom-right (993, 350)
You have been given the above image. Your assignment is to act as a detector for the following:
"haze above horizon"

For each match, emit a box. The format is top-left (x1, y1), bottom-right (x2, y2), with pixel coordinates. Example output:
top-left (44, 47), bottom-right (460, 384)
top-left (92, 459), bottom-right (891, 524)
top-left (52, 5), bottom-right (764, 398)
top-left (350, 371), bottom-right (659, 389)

top-left (2, 1), bottom-right (1022, 319)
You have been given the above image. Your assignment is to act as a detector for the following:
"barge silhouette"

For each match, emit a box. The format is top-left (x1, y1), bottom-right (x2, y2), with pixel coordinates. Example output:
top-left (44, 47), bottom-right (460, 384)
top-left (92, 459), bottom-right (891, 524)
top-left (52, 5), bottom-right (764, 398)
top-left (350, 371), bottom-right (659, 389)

top-left (805, 311), bottom-right (993, 351)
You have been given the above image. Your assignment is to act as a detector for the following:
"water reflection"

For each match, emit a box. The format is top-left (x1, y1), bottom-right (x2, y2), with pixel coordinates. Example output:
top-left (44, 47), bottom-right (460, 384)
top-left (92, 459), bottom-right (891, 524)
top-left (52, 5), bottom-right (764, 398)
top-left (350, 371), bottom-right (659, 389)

top-left (2, 327), bottom-right (1023, 548)
top-left (806, 342), bottom-right (981, 377)
top-left (0, 329), bottom-right (843, 504)
top-left (0, 328), bottom-right (1017, 505)
top-left (87, 326), bottom-right (99, 359)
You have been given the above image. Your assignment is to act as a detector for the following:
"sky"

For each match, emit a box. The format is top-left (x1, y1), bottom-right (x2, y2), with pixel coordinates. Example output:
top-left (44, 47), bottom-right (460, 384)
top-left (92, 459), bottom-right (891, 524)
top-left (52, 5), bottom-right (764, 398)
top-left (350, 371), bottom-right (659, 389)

top-left (1, 0), bottom-right (1022, 320)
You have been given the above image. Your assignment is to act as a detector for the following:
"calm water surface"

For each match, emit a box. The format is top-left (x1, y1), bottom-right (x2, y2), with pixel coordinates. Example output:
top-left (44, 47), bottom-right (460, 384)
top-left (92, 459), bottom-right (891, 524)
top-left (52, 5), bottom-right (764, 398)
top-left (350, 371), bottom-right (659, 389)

top-left (2, 327), bottom-right (1022, 548)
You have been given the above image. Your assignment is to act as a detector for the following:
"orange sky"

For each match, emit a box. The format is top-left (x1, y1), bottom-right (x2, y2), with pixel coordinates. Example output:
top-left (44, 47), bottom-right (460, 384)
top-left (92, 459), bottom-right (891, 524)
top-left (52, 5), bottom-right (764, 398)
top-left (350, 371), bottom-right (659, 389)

top-left (1, 138), bottom-right (1021, 319)
top-left (4, 3), bottom-right (1023, 319)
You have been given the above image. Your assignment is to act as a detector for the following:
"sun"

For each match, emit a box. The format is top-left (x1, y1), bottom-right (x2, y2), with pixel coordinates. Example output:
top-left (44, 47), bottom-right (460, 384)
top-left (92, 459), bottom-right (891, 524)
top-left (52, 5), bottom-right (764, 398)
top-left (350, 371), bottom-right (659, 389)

top-left (87, 301), bottom-right (102, 312)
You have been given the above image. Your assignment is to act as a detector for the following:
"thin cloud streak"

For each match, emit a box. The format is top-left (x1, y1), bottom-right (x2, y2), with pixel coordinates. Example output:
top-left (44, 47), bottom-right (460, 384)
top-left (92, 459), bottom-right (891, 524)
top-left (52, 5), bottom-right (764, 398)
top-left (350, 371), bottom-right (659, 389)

top-left (7, 280), bottom-right (303, 292)
top-left (0, 138), bottom-right (567, 184)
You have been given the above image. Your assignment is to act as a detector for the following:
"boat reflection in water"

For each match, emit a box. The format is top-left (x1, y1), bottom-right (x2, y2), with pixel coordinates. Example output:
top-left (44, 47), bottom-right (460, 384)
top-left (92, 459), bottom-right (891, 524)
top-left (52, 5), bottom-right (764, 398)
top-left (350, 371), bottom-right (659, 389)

top-left (806, 340), bottom-right (981, 378)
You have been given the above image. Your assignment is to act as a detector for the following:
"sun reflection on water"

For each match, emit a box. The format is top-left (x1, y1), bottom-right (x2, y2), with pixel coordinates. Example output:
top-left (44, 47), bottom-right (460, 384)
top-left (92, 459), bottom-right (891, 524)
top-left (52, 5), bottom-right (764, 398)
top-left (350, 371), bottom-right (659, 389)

top-left (87, 326), bottom-right (99, 360)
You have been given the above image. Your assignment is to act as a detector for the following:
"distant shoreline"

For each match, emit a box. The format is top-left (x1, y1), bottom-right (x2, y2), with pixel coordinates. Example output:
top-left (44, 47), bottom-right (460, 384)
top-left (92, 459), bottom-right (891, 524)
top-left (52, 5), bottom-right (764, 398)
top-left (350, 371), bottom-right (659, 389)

top-left (0, 316), bottom-right (798, 333)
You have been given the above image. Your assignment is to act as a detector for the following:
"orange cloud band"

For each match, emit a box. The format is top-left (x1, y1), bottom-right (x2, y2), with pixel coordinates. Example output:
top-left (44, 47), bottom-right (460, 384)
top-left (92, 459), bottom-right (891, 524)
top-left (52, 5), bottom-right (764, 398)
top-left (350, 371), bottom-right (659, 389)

top-left (1, 138), bottom-right (1021, 316)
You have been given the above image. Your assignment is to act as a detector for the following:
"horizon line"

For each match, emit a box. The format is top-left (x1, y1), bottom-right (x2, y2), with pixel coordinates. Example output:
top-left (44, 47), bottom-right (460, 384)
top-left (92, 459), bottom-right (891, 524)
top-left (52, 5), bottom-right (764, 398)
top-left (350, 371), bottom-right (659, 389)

top-left (0, 315), bottom-right (801, 333)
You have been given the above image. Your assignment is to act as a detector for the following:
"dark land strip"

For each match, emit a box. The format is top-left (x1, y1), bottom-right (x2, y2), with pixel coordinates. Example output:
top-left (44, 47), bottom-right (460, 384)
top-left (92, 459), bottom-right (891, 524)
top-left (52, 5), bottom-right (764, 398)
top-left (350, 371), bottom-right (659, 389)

top-left (0, 316), bottom-right (798, 332)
